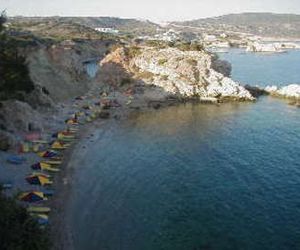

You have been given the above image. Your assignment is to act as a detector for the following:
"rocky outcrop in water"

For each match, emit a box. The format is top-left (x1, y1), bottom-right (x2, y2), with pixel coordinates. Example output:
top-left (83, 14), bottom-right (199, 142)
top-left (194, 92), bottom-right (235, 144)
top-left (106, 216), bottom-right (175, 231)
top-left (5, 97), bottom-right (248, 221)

top-left (247, 42), bottom-right (300, 53)
top-left (265, 84), bottom-right (300, 99)
top-left (101, 46), bottom-right (254, 101)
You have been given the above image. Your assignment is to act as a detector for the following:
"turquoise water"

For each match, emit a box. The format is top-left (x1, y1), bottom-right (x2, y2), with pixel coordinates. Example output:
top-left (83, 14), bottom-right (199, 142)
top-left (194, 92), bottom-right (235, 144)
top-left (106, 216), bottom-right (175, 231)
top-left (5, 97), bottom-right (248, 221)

top-left (219, 49), bottom-right (300, 87)
top-left (69, 50), bottom-right (300, 250)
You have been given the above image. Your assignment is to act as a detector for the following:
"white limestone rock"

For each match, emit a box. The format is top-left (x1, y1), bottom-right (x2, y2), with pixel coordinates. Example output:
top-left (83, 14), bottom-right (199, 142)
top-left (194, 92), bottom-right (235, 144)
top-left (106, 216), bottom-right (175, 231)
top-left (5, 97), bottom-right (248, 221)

top-left (246, 42), bottom-right (286, 53)
top-left (132, 47), bottom-right (254, 101)
top-left (265, 84), bottom-right (300, 99)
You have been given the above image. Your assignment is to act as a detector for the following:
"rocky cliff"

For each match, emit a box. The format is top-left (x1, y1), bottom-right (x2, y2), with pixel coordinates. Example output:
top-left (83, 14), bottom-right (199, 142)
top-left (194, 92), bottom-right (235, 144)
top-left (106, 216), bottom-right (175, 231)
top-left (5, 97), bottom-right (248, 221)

top-left (0, 39), bottom-right (111, 150)
top-left (100, 46), bottom-right (254, 101)
top-left (27, 40), bottom-right (110, 102)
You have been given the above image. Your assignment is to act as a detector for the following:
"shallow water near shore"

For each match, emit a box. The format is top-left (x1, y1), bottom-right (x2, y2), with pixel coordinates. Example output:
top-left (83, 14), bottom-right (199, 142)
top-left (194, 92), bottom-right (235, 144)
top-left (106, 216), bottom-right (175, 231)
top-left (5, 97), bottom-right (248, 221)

top-left (68, 50), bottom-right (300, 250)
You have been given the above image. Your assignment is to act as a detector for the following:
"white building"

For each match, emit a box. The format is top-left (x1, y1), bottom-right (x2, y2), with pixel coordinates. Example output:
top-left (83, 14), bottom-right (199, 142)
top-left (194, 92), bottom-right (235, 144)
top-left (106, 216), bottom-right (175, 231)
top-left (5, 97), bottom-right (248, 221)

top-left (154, 29), bottom-right (179, 42)
top-left (95, 27), bottom-right (119, 34)
top-left (203, 34), bottom-right (217, 42)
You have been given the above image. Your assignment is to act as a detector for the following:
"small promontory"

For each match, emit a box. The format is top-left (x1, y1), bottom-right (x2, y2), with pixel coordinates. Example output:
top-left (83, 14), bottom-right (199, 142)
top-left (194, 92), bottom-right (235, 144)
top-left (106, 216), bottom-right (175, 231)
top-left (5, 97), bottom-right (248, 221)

top-left (101, 44), bottom-right (254, 101)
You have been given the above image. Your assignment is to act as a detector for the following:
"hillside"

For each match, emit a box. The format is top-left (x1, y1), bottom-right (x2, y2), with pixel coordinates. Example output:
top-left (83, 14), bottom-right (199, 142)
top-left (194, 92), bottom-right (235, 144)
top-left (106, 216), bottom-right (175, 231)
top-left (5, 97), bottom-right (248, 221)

top-left (62, 17), bottom-right (160, 35)
top-left (171, 13), bottom-right (300, 38)
top-left (9, 16), bottom-right (160, 37)
top-left (8, 17), bottom-right (118, 41)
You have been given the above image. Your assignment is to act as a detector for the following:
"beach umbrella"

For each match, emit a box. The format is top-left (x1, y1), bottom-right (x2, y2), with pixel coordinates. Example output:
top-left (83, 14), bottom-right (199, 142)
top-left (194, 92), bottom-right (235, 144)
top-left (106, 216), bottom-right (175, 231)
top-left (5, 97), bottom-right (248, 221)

top-left (27, 206), bottom-right (51, 214)
top-left (26, 174), bottom-right (53, 186)
top-left (65, 118), bottom-right (78, 125)
top-left (67, 127), bottom-right (79, 133)
top-left (54, 133), bottom-right (75, 142)
top-left (19, 191), bottom-right (47, 202)
top-left (51, 141), bottom-right (70, 150)
top-left (58, 132), bottom-right (75, 139)
top-left (43, 159), bottom-right (62, 165)
top-left (31, 162), bottom-right (60, 172)
top-left (53, 131), bottom-right (75, 138)
top-left (37, 150), bottom-right (59, 158)
top-left (31, 162), bottom-right (51, 170)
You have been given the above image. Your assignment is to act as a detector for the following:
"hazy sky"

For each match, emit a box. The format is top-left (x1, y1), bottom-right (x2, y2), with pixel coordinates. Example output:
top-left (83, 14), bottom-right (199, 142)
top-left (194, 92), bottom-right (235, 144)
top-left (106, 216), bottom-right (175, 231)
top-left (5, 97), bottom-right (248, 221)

top-left (1, 0), bottom-right (300, 22)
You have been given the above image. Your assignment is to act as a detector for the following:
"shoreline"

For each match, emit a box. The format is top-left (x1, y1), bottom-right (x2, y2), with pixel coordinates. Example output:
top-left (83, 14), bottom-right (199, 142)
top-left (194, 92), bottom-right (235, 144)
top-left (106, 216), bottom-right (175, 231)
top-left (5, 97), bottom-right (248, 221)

top-left (49, 94), bottom-right (170, 250)
top-left (50, 122), bottom-right (96, 250)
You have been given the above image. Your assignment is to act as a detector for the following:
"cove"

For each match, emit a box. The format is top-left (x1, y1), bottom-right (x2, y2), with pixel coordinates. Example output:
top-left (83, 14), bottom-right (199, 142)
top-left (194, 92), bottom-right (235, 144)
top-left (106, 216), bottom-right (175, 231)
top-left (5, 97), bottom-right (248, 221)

top-left (68, 49), bottom-right (300, 250)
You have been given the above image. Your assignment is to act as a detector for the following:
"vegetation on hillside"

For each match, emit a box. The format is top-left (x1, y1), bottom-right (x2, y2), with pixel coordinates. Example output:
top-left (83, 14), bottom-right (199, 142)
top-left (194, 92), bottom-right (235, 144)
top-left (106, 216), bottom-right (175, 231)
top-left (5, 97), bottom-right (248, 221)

top-left (172, 13), bottom-right (300, 38)
top-left (125, 46), bottom-right (142, 59)
top-left (9, 16), bottom-right (160, 38)
top-left (0, 12), bottom-right (35, 101)
top-left (145, 39), bottom-right (204, 51)
top-left (9, 17), bottom-right (115, 41)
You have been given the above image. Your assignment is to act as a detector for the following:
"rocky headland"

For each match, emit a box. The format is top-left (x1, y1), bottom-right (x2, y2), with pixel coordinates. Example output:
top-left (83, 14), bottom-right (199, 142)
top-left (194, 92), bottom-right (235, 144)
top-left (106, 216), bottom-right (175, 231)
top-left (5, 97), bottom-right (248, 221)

top-left (100, 45), bottom-right (254, 102)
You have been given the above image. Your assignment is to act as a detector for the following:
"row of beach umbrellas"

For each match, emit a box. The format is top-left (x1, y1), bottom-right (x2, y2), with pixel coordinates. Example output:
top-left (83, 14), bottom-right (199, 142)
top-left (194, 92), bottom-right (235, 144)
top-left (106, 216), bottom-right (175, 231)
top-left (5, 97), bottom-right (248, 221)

top-left (13, 91), bottom-right (124, 226)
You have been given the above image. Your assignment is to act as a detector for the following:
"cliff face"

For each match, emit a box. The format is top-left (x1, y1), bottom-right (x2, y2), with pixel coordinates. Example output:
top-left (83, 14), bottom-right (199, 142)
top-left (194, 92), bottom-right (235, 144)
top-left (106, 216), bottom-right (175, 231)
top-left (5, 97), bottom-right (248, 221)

top-left (0, 40), bottom-right (111, 150)
top-left (28, 40), bottom-right (109, 102)
top-left (101, 46), bottom-right (254, 101)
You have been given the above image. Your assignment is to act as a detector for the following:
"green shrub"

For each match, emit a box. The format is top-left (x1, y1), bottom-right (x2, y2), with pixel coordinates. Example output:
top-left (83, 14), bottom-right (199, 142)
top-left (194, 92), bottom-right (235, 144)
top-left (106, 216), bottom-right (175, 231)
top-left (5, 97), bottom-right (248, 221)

top-left (175, 42), bottom-right (191, 51)
top-left (174, 41), bottom-right (204, 52)
top-left (145, 40), bottom-right (168, 49)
